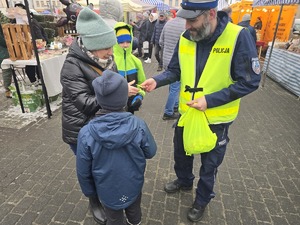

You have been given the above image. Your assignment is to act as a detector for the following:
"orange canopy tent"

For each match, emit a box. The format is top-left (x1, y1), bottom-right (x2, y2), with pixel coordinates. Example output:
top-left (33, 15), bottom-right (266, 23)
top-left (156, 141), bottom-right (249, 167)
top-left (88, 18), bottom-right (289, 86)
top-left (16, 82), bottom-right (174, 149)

top-left (252, 0), bottom-right (300, 86)
top-left (230, 0), bottom-right (298, 43)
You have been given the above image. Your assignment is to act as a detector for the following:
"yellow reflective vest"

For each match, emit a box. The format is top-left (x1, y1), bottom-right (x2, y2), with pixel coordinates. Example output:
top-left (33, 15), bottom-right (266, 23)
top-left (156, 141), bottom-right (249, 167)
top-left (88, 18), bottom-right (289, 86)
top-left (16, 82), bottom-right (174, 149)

top-left (178, 23), bottom-right (243, 124)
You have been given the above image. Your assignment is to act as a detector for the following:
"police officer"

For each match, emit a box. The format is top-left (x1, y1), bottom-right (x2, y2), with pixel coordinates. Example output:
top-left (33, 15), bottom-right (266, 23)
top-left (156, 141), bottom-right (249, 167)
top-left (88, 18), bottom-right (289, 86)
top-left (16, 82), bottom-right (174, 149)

top-left (141, 0), bottom-right (261, 222)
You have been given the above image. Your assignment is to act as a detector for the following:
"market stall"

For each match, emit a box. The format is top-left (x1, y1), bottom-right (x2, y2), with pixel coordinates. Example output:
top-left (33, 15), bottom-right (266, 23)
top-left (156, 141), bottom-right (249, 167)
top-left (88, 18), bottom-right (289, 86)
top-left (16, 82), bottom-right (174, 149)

top-left (263, 43), bottom-right (300, 97)
top-left (1, 49), bottom-right (67, 97)
top-left (230, 0), bottom-right (253, 24)
top-left (2, 1), bottom-right (72, 117)
top-left (121, 0), bottom-right (155, 12)
top-left (2, 0), bottom-right (54, 117)
top-left (231, 0), bottom-right (298, 43)
top-left (253, 0), bottom-right (300, 96)
top-left (141, 0), bottom-right (170, 11)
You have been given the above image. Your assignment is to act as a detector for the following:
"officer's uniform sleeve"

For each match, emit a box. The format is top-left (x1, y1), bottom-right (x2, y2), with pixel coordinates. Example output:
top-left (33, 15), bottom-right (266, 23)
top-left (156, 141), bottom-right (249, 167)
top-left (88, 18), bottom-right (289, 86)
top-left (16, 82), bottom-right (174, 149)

top-left (205, 29), bottom-right (261, 108)
top-left (153, 42), bottom-right (181, 87)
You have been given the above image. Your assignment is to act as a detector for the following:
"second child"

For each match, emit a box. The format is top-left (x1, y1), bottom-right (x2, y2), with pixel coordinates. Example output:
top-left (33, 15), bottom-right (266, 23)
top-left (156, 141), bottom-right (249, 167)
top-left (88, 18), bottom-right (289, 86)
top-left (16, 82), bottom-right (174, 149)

top-left (113, 22), bottom-right (146, 114)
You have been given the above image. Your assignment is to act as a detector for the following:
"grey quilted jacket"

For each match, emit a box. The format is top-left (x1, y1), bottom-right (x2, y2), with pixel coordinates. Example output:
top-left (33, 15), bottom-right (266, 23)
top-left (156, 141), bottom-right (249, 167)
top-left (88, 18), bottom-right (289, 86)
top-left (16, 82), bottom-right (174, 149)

top-left (159, 17), bottom-right (186, 69)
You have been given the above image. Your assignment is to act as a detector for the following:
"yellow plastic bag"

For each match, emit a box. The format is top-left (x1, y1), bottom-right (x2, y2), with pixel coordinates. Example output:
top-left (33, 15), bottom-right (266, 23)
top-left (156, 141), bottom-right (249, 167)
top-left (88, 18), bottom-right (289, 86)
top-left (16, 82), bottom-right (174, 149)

top-left (178, 107), bottom-right (217, 156)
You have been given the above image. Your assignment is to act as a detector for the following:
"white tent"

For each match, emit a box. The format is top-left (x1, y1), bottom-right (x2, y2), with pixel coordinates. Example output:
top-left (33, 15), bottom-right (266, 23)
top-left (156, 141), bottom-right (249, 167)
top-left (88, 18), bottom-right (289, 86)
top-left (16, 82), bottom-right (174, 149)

top-left (141, 0), bottom-right (170, 11)
top-left (121, 0), bottom-right (155, 12)
top-left (218, 0), bottom-right (229, 10)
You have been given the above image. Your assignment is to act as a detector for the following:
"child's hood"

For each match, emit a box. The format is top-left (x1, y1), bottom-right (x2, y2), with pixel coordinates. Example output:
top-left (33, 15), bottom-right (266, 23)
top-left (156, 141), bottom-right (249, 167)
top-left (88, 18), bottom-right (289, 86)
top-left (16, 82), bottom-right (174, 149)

top-left (88, 112), bottom-right (139, 149)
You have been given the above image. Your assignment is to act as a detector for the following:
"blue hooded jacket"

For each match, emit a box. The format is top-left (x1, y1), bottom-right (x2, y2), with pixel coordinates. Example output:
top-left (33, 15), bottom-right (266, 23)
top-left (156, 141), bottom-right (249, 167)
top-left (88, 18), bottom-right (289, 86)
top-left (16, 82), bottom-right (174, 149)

top-left (76, 112), bottom-right (157, 210)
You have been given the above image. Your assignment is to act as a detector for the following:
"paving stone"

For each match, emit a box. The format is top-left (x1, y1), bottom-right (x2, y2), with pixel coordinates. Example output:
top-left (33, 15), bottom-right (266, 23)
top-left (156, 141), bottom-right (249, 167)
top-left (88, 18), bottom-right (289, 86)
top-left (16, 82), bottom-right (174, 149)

top-left (68, 199), bottom-right (89, 222)
top-left (0, 213), bottom-right (21, 225)
top-left (251, 201), bottom-right (272, 223)
top-left (15, 211), bottom-right (39, 225)
top-left (1, 63), bottom-right (300, 224)
top-left (34, 205), bottom-right (59, 225)
top-left (12, 196), bottom-right (36, 214)
top-left (270, 215), bottom-right (289, 225)
top-left (53, 202), bottom-right (75, 223)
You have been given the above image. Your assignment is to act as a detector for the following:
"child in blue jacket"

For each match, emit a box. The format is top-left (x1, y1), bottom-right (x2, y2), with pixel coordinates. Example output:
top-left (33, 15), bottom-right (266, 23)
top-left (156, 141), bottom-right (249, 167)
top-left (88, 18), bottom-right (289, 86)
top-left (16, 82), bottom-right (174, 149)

top-left (76, 70), bottom-right (157, 225)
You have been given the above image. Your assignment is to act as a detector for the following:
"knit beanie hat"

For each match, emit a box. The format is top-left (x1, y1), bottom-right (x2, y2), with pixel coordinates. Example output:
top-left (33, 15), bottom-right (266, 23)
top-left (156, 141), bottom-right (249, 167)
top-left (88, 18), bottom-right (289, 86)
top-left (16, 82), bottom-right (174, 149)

top-left (116, 27), bottom-right (132, 43)
top-left (159, 11), bottom-right (165, 17)
top-left (76, 7), bottom-right (117, 51)
top-left (242, 14), bottom-right (251, 22)
top-left (92, 70), bottom-right (128, 111)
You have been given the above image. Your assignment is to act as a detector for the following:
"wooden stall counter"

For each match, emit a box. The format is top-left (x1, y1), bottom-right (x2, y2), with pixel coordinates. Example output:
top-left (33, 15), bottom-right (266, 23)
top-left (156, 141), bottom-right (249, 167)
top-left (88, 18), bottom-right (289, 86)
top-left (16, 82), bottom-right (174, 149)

top-left (1, 48), bottom-right (68, 97)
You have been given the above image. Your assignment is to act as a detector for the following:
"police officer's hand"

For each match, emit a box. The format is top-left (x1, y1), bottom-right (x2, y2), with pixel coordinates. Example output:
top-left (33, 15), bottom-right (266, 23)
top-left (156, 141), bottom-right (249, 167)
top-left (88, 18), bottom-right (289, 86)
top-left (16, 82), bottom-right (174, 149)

top-left (187, 96), bottom-right (207, 111)
top-left (140, 78), bottom-right (157, 92)
top-left (128, 80), bottom-right (139, 97)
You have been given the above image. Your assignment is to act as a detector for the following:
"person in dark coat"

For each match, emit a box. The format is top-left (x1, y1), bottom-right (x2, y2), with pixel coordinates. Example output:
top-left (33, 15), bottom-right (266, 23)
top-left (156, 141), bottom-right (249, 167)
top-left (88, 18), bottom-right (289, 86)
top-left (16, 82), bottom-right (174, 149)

top-left (14, 3), bottom-right (48, 85)
top-left (151, 11), bottom-right (167, 71)
top-left (139, 12), bottom-right (158, 62)
top-left (238, 14), bottom-right (257, 44)
top-left (222, 7), bottom-right (233, 23)
top-left (77, 70), bottom-right (157, 225)
top-left (60, 7), bottom-right (139, 224)
top-left (159, 16), bottom-right (186, 120)
top-left (130, 13), bottom-right (144, 57)
top-left (134, 12), bottom-right (149, 59)
top-left (0, 11), bottom-right (13, 98)
top-left (254, 16), bottom-right (263, 30)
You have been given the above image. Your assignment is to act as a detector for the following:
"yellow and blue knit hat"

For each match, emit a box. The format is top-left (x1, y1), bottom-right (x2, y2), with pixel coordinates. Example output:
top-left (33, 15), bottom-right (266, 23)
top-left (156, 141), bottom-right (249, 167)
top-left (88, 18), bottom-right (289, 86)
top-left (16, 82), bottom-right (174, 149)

top-left (116, 28), bottom-right (132, 44)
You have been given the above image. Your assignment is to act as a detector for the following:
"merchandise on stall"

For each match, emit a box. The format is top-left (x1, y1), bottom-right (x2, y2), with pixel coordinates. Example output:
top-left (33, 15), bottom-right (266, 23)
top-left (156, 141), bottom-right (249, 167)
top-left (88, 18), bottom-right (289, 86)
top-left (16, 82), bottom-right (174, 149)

top-left (285, 31), bottom-right (300, 53)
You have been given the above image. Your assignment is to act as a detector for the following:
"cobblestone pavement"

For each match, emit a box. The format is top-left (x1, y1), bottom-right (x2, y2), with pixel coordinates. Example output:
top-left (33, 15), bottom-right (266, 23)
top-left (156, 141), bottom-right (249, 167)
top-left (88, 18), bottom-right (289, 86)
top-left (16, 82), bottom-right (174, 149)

top-left (0, 60), bottom-right (299, 225)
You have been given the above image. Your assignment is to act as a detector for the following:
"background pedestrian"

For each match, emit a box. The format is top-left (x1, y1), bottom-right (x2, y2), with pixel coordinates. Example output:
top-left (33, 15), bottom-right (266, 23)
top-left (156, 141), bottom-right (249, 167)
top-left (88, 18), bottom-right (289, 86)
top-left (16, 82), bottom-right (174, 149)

top-left (159, 16), bottom-right (186, 120)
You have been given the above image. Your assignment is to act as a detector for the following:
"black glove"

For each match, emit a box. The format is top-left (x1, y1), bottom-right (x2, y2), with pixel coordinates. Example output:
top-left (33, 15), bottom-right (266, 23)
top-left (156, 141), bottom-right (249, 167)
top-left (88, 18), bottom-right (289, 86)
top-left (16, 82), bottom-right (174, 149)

top-left (128, 95), bottom-right (143, 112)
